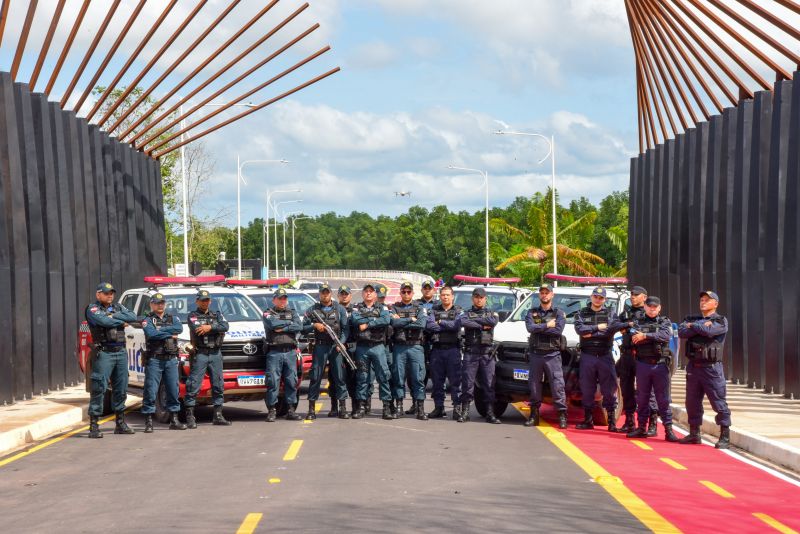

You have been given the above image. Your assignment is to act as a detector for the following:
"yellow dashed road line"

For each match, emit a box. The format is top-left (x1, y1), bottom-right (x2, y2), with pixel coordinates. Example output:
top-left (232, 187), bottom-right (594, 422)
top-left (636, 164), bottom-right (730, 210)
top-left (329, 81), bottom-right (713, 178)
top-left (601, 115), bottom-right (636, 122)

top-left (283, 439), bottom-right (303, 461)
top-left (630, 440), bottom-right (653, 451)
top-left (659, 458), bottom-right (687, 471)
top-left (699, 480), bottom-right (735, 499)
top-left (315, 402), bottom-right (323, 412)
top-left (268, 478), bottom-right (281, 484)
top-left (235, 513), bottom-right (263, 534)
top-left (753, 513), bottom-right (799, 534)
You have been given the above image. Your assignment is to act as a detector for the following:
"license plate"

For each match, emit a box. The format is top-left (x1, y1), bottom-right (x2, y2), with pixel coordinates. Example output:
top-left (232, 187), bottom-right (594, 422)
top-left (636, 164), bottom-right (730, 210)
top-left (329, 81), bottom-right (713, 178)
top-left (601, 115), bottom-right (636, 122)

top-left (237, 375), bottom-right (265, 387)
top-left (513, 369), bottom-right (529, 381)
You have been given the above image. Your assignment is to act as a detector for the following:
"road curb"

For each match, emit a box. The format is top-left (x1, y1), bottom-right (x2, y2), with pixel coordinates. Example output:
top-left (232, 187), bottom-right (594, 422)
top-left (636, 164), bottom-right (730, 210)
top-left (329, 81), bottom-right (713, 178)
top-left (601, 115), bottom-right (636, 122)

top-left (671, 403), bottom-right (800, 474)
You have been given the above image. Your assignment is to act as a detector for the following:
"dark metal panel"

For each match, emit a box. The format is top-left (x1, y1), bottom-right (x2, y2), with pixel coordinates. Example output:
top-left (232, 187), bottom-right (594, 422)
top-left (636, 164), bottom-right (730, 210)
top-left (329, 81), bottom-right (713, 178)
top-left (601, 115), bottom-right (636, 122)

top-left (152, 159), bottom-right (167, 273)
top-left (101, 134), bottom-right (120, 286)
top-left (122, 145), bottom-right (140, 291)
top-left (649, 143), bottom-right (663, 294)
top-left (78, 121), bottom-right (100, 290)
top-left (628, 157), bottom-right (639, 283)
top-left (718, 107), bottom-right (737, 376)
top-left (784, 73), bottom-right (800, 398)
top-left (657, 139), bottom-right (675, 308)
top-left (668, 132), bottom-right (686, 329)
top-left (704, 116), bottom-right (722, 292)
top-left (642, 149), bottom-right (655, 291)
top-left (112, 139), bottom-right (131, 290)
top-left (89, 126), bottom-right (111, 282)
top-left (0, 73), bottom-right (16, 404)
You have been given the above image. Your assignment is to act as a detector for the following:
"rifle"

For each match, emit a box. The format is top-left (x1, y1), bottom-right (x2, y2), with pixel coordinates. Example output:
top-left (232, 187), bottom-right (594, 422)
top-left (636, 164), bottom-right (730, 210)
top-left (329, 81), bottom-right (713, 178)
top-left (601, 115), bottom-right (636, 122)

top-left (489, 342), bottom-right (501, 361)
top-left (310, 310), bottom-right (357, 371)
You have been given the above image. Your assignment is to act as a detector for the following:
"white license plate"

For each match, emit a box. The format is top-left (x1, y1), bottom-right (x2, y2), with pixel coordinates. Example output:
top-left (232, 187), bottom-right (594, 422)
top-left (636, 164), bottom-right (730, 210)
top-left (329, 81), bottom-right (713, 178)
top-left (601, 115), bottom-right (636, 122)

top-left (237, 375), bottom-right (265, 387)
top-left (513, 369), bottom-right (529, 381)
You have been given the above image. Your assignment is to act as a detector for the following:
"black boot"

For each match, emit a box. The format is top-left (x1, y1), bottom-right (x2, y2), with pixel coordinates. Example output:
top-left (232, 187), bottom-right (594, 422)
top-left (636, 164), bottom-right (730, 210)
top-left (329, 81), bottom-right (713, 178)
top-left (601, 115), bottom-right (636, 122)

top-left (285, 405), bottom-right (301, 421)
top-left (626, 423), bottom-right (648, 438)
top-left (485, 405), bottom-right (501, 424)
top-left (352, 400), bottom-right (365, 419)
top-left (558, 410), bottom-right (568, 429)
top-left (305, 400), bottom-right (317, 421)
top-left (416, 400), bottom-right (428, 420)
top-left (664, 423), bottom-right (679, 442)
top-left (523, 406), bottom-right (539, 427)
top-left (114, 412), bottom-right (135, 434)
top-left (88, 415), bottom-right (103, 439)
top-left (393, 399), bottom-right (403, 419)
top-left (144, 414), bottom-right (154, 433)
top-left (328, 399), bottom-right (339, 418)
top-left (169, 412), bottom-right (187, 430)
top-left (647, 413), bottom-right (658, 437)
top-left (213, 406), bottom-right (232, 425)
top-left (617, 412), bottom-right (635, 434)
top-left (606, 410), bottom-right (617, 432)
top-left (679, 424), bottom-right (702, 444)
top-left (186, 407), bottom-right (197, 429)
top-left (338, 399), bottom-right (351, 419)
top-left (428, 405), bottom-right (446, 419)
top-left (452, 404), bottom-right (462, 421)
top-left (575, 408), bottom-right (594, 430)
top-left (382, 400), bottom-right (393, 420)
top-left (404, 401), bottom-right (415, 415)
top-left (364, 398), bottom-right (372, 415)
top-left (457, 402), bottom-right (471, 422)
top-left (265, 405), bottom-right (277, 422)
top-left (715, 426), bottom-right (730, 449)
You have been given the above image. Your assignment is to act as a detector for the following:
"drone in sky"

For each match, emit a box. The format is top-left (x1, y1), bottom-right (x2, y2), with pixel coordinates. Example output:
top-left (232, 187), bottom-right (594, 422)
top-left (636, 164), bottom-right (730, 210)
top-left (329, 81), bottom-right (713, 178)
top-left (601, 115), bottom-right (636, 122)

top-left (394, 191), bottom-right (412, 197)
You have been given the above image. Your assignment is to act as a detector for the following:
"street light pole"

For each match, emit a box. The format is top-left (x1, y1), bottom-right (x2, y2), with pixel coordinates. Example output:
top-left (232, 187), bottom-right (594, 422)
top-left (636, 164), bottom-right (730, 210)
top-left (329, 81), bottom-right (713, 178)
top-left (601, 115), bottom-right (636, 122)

top-left (495, 130), bottom-right (558, 284)
top-left (291, 216), bottom-right (311, 280)
top-left (266, 188), bottom-right (301, 278)
top-left (236, 158), bottom-right (289, 279)
top-left (271, 199), bottom-right (302, 278)
top-left (447, 165), bottom-right (490, 277)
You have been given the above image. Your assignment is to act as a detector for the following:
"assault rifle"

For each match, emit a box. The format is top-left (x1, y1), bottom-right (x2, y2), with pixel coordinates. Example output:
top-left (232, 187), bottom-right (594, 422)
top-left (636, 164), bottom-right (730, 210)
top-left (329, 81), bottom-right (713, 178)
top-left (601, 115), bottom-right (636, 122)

top-left (310, 310), bottom-right (357, 371)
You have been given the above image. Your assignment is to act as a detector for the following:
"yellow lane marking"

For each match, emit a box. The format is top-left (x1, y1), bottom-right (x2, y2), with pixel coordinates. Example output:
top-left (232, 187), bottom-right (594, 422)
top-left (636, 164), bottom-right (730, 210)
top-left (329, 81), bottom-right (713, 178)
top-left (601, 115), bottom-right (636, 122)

top-left (268, 478), bottom-right (281, 484)
top-left (753, 513), bottom-right (799, 534)
top-left (0, 405), bottom-right (140, 469)
top-left (302, 420), bottom-right (313, 425)
top-left (630, 440), bottom-right (652, 450)
top-left (315, 402), bottom-right (323, 412)
top-left (321, 392), bottom-right (328, 397)
top-left (699, 480), bottom-right (735, 499)
top-left (511, 403), bottom-right (679, 533)
top-left (236, 513), bottom-right (263, 534)
top-left (283, 439), bottom-right (303, 461)
top-left (659, 458), bottom-right (687, 471)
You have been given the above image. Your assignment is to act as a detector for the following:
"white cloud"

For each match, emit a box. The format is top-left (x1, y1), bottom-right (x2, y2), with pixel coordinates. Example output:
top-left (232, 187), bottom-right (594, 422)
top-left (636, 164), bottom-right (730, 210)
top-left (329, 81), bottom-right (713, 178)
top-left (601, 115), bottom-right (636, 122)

top-left (346, 40), bottom-right (399, 69)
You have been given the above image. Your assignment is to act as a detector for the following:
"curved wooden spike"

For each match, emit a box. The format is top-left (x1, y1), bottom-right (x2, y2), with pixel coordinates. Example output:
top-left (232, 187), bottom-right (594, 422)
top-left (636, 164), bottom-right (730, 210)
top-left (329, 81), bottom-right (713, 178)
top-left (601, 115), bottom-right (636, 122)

top-left (45, 0), bottom-right (91, 95)
top-left (29, 0), bottom-right (66, 90)
top-left (11, 0), bottom-right (38, 80)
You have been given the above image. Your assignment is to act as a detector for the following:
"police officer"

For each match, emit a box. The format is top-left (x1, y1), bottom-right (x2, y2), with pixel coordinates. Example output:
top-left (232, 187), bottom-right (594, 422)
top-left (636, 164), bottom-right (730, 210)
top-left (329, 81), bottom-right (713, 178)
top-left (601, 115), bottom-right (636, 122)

top-left (425, 285), bottom-right (463, 419)
top-left (456, 287), bottom-right (501, 424)
top-left (408, 279), bottom-right (438, 414)
top-left (524, 283), bottom-right (568, 429)
top-left (302, 283), bottom-right (350, 420)
top-left (574, 287), bottom-right (624, 431)
top-left (262, 288), bottom-right (303, 422)
top-left (625, 296), bottom-right (678, 442)
top-left (390, 282), bottom-right (429, 420)
top-left (351, 283), bottom-right (393, 420)
top-left (375, 282), bottom-right (392, 415)
top-left (141, 293), bottom-right (186, 432)
top-left (85, 282), bottom-right (138, 438)
top-left (678, 290), bottom-right (731, 449)
top-left (185, 289), bottom-right (231, 428)
top-left (337, 285), bottom-right (359, 416)
top-left (617, 286), bottom-right (658, 435)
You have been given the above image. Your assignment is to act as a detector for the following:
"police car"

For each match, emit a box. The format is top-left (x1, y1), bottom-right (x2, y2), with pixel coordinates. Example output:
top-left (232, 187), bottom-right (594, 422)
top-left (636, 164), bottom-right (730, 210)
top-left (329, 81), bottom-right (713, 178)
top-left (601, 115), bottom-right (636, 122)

top-left (451, 275), bottom-right (532, 322)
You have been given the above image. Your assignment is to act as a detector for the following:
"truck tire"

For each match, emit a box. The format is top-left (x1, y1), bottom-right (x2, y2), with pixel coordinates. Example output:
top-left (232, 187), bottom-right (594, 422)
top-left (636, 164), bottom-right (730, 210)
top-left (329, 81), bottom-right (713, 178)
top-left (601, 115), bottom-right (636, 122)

top-left (473, 388), bottom-right (508, 418)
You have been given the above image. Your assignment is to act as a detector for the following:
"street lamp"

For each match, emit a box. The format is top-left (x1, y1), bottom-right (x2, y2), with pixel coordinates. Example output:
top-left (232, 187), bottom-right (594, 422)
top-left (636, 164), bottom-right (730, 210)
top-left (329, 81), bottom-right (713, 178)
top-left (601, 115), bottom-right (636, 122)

top-left (291, 216), bottom-right (312, 280)
top-left (495, 130), bottom-right (558, 284)
top-left (266, 188), bottom-right (302, 278)
top-left (271, 199), bottom-right (302, 278)
top-left (447, 165), bottom-right (490, 278)
top-left (236, 157), bottom-right (289, 279)
top-left (282, 210), bottom-right (304, 278)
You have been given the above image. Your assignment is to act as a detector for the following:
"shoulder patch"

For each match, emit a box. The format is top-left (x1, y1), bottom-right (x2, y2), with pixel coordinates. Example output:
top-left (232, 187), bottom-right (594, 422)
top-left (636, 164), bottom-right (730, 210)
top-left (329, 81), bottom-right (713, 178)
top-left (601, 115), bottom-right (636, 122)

top-left (141, 320), bottom-right (148, 327)
top-left (263, 311), bottom-right (271, 318)
top-left (189, 316), bottom-right (197, 323)
top-left (90, 306), bottom-right (99, 313)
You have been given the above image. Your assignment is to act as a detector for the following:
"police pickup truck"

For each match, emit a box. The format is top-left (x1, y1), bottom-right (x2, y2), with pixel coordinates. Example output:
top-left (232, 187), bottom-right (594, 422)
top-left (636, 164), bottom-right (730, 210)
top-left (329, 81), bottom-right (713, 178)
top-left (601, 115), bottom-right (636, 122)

top-left (78, 275), bottom-right (301, 421)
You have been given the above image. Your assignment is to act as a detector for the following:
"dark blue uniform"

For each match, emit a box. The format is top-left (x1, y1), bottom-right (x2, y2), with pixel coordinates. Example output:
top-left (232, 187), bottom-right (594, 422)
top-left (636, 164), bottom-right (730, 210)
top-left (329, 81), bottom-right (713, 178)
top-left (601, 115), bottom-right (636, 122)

top-left (457, 306), bottom-right (499, 422)
top-left (185, 309), bottom-right (229, 409)
top-left (425, 303), bottom-right (463, 416)
top-left (262, 305), bottom-right (302, 416)
top-left (141, 311), bottom-right (184, 418)
top-left (351, 302), bottom-right (393, 416)
top-left (302, 302), bottom-right (350, 406)
top-left (631, 314), bottom-right (674, 429)
top-left (390, 301), bottom-right (428, 412)
top-left (525, 305), bottom-right (567, 420)
top-left (618, 303), bottom-right (657, 428)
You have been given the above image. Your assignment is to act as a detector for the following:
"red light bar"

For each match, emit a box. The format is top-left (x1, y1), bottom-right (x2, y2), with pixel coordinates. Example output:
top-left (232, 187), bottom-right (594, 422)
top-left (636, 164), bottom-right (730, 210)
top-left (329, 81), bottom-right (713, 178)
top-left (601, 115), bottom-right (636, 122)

top-left (453, 274), bottom-right (522, 284)
top-left (144, 275), bottom-right (226, 286)
top-left (544, 273), bottom-right (628, 285)
top-left (226, 278), bottom-right (291, 287)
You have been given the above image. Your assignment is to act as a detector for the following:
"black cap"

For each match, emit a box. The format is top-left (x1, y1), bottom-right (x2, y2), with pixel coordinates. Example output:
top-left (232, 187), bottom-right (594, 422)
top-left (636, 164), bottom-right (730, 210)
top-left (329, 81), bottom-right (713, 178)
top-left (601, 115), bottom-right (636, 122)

top-left (631, 285), bottom-right (648, 296)
top-left (375, 284), bottom-right (388, 298)
top-left (273, 288), bottom-right (288, 298)
top-left (592, 287), bottom-right (607, 298)
top-left (400, 282), bottom-right (413, 291)
top-left (319, 283), bottom-right (331, 293)
top-left (362, 282), bottom-right (375, 291)
top-left (421, 279), bottom-right (434, 288)
top-left (699, 290), bottom-right (720, 302)
top-left (539, 283), bottom-right (554, 293)
top-left (96, 282), bottom-right (115, 293)
top-left (472, 287), bottom-right (487, 297)
top-left (150, 293), bottom-right (166, 304)
top-left (645, 296), bottom-right (661, 306)
top-left (338, 284), bottom-right (351, 294)
top-left (196, 289), bottom-right (211, 300)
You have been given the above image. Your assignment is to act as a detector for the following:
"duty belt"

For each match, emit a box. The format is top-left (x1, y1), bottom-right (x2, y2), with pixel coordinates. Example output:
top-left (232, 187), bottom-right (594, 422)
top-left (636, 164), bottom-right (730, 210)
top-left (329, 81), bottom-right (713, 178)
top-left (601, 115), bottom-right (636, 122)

top-left (433, 342), bottom-right (459, 349)
top-left (151, 353), bottom-right (178, 360)
top-left (638, 356), bottom-right (668, 365)
top-left (357, 340), bottom-right (384, 347)
top-left (690, 360), bottom-right (716, 368)
top-left (98, 343), bottom-right (124, 351)
top-left (269, 344), bottom-right (296, 352)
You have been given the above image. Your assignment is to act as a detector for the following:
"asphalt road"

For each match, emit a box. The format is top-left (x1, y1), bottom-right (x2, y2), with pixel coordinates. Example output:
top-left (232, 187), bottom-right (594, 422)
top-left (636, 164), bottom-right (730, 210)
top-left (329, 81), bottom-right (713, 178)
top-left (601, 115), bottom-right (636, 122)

top-left (0, 394), bottom-right (647, 534)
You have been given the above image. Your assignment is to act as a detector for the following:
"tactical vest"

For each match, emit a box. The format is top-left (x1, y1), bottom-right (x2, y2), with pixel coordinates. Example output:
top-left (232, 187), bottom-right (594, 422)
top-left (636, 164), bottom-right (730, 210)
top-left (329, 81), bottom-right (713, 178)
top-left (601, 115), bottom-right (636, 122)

top-left (191, 311), bottom-right (225, 352)
top-left (431, 305), bottom-right (461, 345)
top-left (631, 318), bottom-right (669, 359)
top-left (311, 304), bottom-right (340, 344)
top-left (578, 307), bottom-right (613, 353)
top-left (620, 306), bottom-right (645, 352)
top-left (145, 313), bottom-right (179, 357)
top-left (391, 303), bottom-right (424, 344)
top-left (266, 308), bottom-right (297, 347)
top-left (528, 308), bottom-right (565, 353)
top-left (684, 316), bottom-right (724, 362)
top-left (463, 308), bottom-right (494, 348)
top-left (355, 304), bottom-right (387, 343)
top-left (86, 303), bottom-right (126, 346)
top-left (342, 304), bottom-right (357, 347)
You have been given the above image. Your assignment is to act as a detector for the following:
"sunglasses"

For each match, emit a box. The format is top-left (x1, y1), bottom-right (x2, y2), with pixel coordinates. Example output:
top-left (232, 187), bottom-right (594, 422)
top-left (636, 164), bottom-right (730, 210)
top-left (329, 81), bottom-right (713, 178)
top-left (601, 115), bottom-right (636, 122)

top-left (400, 290), bottom-right (413, 294)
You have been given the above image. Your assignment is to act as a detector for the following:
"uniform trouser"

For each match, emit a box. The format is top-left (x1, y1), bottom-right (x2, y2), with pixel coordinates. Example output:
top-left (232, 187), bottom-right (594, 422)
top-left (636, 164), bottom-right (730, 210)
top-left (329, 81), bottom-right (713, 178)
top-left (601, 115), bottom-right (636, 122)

top-left (579, 351), bottom-right (617, 411)
top-left (142, 356), bottom-right (180, 414)
top-left (308, 343), bottom-right (348, 401)
top-left (430, 346), bottom-right (462, 406)
top-left (529, 351), bottom-right (567, 411)
top-left (355, 343), bottom-right (391, 401)
top-left (344, 348), bottom-right (358, 400)
top-left (635, 361), bottom-right (672, 425)
top-left (685, 361), bottom-right (731, 427)
top-left (265, 349), bottom-right (298, 408)
top-left (460, 349), bottom-right (495, 405)
top-left (185, 351), bottom-right (224, 407)
top-left (392, 344), bottom-right (426, 400)
top-left (618, 352), bottom-right (657, 415)
top-left (89, 348), bottom-right (128, 416)
top-left (386, 344), bottom-right (397, 392)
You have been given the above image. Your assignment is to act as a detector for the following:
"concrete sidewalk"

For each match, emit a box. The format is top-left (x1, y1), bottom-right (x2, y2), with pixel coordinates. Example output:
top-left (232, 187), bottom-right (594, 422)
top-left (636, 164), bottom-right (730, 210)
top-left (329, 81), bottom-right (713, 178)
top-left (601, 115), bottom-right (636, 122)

top-left (0, 385), bottom-right (141, 457)
top-left (670, 368), bottom-right (800, 474)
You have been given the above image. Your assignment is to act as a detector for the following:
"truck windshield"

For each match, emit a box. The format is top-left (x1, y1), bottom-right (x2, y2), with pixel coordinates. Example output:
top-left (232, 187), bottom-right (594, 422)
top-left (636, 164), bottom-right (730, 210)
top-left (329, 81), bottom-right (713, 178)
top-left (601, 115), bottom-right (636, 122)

top-left (248, 293), bottom-right (316, 315)
top-left (508, 293), bottom-right (619, 324)
top-left (453, 290), bottom-right (517, 314)
top-left (161, 293), bottom-right (263, 323)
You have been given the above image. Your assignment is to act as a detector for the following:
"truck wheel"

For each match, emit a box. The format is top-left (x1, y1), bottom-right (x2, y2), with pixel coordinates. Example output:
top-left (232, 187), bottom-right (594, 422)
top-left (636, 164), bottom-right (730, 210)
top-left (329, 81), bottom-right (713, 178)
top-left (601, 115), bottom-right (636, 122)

top-left (492, 401), bottom-right (508, 417)
top-left (155, 383), bottom-right (170, 424)
top-left (473, 388), bottom-right (488, 417)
